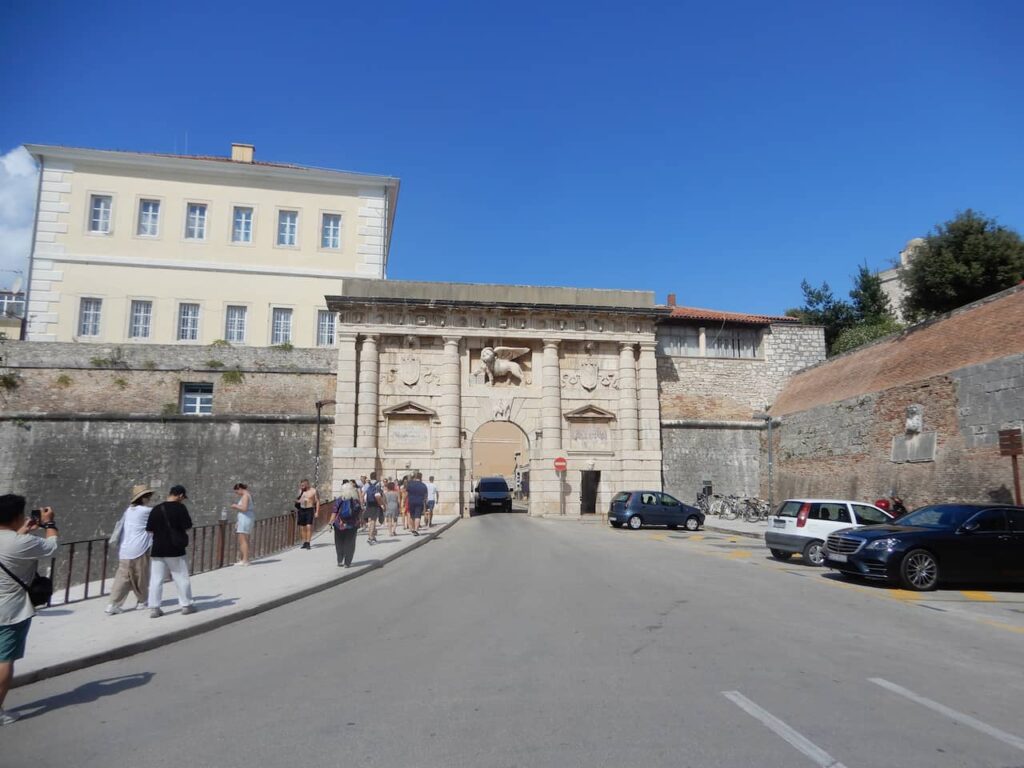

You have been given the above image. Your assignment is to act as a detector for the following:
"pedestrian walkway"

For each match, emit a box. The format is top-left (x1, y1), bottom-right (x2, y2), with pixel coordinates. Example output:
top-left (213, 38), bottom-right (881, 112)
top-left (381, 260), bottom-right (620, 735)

top-left (701, 515), bottom-right (769, 539)
top-left (13, 515), bottom-right (458, 687)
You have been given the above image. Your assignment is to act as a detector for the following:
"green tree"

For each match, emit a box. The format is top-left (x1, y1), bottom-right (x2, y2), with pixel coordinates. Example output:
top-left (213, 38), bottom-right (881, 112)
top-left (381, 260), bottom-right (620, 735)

top-left (786, 280), bottom-right (856, 353)
top-left (901, 210), bottom-right (1024, 319)
top-left (831, 316), bottom-right (903, 356)
top-left (849, 264), bottom-right (890, 323)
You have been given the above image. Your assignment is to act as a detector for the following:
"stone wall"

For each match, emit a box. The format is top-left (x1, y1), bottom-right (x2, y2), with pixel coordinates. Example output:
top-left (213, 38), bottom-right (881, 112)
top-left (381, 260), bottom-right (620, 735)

top-left (661, 423), bottom-right (763, 502)
top-left (0, 341), bottom-right (336, 541)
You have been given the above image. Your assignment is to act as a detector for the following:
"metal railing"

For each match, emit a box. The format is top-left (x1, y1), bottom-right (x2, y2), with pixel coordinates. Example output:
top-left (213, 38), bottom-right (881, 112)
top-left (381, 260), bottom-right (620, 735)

top-left (43, 501), bottom-right (335, 606)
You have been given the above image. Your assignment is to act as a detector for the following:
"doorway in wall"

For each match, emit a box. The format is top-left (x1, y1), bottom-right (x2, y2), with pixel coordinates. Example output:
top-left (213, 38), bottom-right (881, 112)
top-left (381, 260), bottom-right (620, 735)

top-left (580, 470), bottom-right (601, 514)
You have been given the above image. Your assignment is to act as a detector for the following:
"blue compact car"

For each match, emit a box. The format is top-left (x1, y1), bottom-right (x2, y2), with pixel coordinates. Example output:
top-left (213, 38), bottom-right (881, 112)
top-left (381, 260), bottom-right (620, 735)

top-left (609, 490), bottom-right (704, 531)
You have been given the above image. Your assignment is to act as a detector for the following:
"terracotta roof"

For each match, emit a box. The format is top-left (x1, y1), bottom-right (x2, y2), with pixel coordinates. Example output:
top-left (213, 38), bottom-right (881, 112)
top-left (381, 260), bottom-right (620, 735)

top-left (662, 305), bottom-right (799, 325)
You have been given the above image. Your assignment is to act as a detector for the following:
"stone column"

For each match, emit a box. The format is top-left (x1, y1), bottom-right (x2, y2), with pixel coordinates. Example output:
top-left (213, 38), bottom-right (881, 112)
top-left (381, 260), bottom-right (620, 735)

top-left (638, 341), bottom-right (661, 451)
top-left (439, 336), bottom-right (461, 449)
top-left (356, 335), bottom-right (380, 449)
top-left (334, 333), bottom-right (358, 448)
top-left (542, 339), bottom-right (562, 451)
top-left (618, 342), bottom-right (639, 451)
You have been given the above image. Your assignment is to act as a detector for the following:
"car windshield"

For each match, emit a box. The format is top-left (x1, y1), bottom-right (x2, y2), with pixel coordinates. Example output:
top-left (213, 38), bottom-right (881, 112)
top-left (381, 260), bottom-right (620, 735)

top-left (479, 480), bottom-right (508, 492)
top-left (898, 504), bottom-right (982, 529)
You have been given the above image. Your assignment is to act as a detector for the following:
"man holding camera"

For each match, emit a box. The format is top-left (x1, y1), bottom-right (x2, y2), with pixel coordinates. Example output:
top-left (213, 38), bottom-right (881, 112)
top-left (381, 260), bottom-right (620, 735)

top-left (0, 495), bottom-right (59, 726)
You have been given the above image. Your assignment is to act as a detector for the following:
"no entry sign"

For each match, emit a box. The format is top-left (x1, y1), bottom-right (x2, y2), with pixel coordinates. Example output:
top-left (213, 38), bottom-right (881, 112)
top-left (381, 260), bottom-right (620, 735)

top-left (553, 457), bottom-right (568, 472)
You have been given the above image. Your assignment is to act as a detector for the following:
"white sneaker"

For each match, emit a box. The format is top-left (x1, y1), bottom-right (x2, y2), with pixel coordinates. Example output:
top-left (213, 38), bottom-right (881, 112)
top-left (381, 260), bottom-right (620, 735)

top-left (134, 603), bottom-right (148, 610)
top-left (0, 709), bottom-right (20, 725)
top-left (104, 604), bottom-right (123, 615)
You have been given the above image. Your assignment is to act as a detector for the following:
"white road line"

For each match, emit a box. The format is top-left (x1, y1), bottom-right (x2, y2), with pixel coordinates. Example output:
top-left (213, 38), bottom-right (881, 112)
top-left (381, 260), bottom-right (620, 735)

top-left (722, 691), bottom-right (849, 768)
top-left (870, 678), bottom-right (1024, 753)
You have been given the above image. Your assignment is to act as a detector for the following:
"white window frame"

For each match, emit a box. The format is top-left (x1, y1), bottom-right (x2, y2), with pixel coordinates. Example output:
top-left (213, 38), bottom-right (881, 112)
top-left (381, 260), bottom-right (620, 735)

top-left (184, 202), bottom-right (209, 241)
top-left (180, 383), bottom-right (214, 416)
top-left (128, 299), bottom-right (154, 340)
top-left (135, 197), bottom-right (162, 238)
top-left (276, 209), bottom-right (299, 248)
top-left (87, 194), bottom-right (113, 235)
top-left (224, 304), bottom-right (248, 344)
top-left (77, 297), bottom-right (102, 337)
top-left (177, 302), bottom-right (201, 342)
top-left (270, 306), bottom-right (293, 345)
top-left (316, 309), bottom-right (336, 347)
top-left (319, 211), bottom-right (343, 251)
top-left (231, 205), bottom-right (255, 245)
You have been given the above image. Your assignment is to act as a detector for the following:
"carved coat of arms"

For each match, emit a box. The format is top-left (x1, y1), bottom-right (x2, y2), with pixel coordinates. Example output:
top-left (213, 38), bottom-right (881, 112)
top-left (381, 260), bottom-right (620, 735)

top-left (399, 355), bottom-right (420, 386)
top-left (579, 360), bottom-right (599, 391)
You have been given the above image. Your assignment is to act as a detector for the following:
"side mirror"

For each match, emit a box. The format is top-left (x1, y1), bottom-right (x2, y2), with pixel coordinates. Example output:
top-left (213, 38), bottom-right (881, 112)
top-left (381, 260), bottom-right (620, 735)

top-left (960, 521), bottom-right (979, 533)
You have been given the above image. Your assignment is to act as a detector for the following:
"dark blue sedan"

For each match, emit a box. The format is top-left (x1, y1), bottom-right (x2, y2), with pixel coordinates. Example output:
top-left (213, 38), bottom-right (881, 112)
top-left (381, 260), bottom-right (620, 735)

top-left (609, 490), bottom-right (704, 531)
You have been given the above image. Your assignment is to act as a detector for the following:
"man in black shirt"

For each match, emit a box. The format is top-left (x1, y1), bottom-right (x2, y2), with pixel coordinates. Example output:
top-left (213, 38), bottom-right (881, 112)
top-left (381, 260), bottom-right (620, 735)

top-left (145, 485), bottom-right (195, 618)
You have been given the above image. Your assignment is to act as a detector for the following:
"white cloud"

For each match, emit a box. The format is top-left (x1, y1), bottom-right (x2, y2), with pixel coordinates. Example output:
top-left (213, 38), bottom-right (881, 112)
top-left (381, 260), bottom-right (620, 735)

top-left (0, 146), bottom-right (38, 290)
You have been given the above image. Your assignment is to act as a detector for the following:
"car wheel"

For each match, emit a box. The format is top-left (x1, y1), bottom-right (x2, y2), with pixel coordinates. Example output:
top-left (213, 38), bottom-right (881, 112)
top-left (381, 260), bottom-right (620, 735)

top-left (627, 516), bottom-right (643, 530)
top-left (900, 549), bottom-right (939, 591)
top-left (770, 549), bottom-right (793, 561)
top-left (802, 540), bottom-right (826, 567)
top-left (684, 515), bottom-right (700, 531)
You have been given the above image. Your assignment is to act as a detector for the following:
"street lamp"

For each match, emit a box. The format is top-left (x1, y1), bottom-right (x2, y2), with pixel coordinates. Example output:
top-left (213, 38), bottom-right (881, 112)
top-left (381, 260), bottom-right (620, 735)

top-left (314, 399), bottom-right (336, 490)
top-left (752, 409), bottom-right (774, 511)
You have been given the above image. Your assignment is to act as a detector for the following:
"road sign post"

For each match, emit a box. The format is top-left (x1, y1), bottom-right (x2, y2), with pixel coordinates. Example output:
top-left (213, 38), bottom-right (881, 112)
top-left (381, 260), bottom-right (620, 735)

top-left (554, 457), bottom-right (567, 516)
top-left (998, 429), bottom-right (1023, 505)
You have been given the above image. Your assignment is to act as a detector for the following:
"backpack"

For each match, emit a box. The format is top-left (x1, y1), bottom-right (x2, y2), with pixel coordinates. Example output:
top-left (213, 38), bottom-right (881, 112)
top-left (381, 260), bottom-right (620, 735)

top-left (333, 497), bottom-right (359, 530)
top-left (366, 482), bottom-right (382, 508)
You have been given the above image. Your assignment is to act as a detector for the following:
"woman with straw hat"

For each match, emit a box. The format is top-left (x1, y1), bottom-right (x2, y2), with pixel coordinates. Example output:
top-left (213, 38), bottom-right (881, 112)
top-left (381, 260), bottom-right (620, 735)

top-left (104, 484), bottom-right (155, 615)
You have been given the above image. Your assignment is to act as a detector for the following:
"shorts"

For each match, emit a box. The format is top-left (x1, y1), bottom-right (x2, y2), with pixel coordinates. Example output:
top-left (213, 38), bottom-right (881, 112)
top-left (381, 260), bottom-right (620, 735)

top-left (236, 511), bottom-right (255, 535)
top-left (296, 508), bottom-right (315, 527)
top-left (365, 506), bottom-right (384, 524)
top-left (426, 500), bottom-right (436, 512)
top-left (0, 618), bottom-right (32, 662)
top-left (409, 502), bottom-right (425, 519)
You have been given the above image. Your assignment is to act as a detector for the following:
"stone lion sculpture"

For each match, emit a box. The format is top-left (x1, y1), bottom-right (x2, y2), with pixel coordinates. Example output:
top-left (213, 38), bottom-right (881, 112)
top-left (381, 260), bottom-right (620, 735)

top-left (480, 346), bottom-right (530, 385)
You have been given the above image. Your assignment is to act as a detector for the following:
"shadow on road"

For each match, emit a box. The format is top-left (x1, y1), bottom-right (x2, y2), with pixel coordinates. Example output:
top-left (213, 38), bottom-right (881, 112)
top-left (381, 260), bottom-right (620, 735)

top-left (13, 673), bottom-right (154, 720)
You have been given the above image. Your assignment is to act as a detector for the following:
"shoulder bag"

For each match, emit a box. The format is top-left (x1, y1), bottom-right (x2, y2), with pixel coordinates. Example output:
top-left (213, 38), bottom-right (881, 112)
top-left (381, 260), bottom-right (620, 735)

top-left (0, 558), bottom-right (54, 608)
top-left (161, 504), bottom-right (189, 551)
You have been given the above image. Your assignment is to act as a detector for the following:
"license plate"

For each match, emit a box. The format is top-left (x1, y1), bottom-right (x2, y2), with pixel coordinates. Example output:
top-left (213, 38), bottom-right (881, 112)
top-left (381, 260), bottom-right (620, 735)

top-left (772, 519), bottom-right (786, 529)
top-left (829, 553), bottom-right (848, 563)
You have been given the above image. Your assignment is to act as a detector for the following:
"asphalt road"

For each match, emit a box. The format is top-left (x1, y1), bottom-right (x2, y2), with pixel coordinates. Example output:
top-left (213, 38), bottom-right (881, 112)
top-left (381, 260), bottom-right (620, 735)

top-left (3, 516), bottom-right (1023, 768)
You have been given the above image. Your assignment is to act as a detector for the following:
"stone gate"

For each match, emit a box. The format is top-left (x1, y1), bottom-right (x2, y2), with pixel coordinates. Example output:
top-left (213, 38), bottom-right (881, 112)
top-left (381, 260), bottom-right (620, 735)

top-left (327, 279), bottom-right (665, 516)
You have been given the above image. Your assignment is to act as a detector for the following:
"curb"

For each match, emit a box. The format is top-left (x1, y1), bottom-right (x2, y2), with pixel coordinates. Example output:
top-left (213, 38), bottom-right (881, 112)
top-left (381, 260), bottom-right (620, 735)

top-left (13, 516), bottom-right (459, 689)
top-left (704, 525), bottom-right (764, 541)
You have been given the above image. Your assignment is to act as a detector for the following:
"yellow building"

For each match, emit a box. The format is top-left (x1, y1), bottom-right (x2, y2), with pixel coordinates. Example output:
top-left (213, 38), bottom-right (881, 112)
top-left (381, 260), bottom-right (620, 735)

top-left (23, 143), bottom-right (400, 345)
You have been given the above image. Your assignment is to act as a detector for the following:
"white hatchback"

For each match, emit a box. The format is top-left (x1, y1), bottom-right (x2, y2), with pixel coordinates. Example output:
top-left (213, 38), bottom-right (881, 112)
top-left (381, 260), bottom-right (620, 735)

top-left (764, 499), bottom-right (894, 566)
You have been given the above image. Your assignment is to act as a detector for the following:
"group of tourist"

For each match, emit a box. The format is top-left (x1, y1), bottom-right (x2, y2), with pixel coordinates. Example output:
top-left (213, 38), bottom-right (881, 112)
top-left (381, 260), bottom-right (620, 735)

top-left (327, 472), bottom-right (439, 567)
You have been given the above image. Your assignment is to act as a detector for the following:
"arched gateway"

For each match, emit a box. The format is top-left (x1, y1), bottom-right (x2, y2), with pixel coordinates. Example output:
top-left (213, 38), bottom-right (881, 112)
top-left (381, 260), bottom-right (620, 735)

top-left (326, 279), bottom-right (664, 518)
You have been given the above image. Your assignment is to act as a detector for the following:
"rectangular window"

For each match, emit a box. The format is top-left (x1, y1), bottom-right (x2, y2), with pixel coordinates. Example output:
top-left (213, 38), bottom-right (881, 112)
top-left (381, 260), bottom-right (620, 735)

top-left (316, 309), bottom-right (336, 346)
top-left (225, 305), bottom-right (247, 343)
top-left (137, 199), bottom-right (160, 237)
top-left (129, 300), bottom-right (153, 339)
top-left (181, 383), bottom-right (213, 415)
top-left (232, 206), bottom-right (253, 243)
top-left (277, 210), bottom-right (298, 246)
top-left (706, 327), bottom-right (761, 359)
top-left (321, 213), bottom-right (342, 249)
top-left (658, 326), bottom-right (700, 357)
top-left (89, 195), bottom-right (112, 233)
top-left (78, 297), bottom-right (102, 336)
top-left (271, 307), bottom-right (293, 344)
top-left (185, 203), bottom-right (207, 240)
top-left (177, 303), bottom-right (200, 341)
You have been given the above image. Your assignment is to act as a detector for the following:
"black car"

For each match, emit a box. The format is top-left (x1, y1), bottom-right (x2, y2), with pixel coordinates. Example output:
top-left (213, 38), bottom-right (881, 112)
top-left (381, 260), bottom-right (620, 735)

top-left (608, 490), bottom-right (704, 531)
top-left (473, 477), bottom-right (512, 514)
top-left (824, 503), bottom-right (1024, 591)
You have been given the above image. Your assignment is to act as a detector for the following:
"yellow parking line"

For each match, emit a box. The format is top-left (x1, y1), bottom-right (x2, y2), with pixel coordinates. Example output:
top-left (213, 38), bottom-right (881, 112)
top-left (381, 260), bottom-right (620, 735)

top-left (649, 533), bottom-right (669, 542)
top-left (888, 589), bottom-right (922, 602)
top-left (727, 550), bottom-right (751, 559)
top-left (960, 590), bottom-right (996, 602)
top-left (689, 535), bottom-right (705, 542)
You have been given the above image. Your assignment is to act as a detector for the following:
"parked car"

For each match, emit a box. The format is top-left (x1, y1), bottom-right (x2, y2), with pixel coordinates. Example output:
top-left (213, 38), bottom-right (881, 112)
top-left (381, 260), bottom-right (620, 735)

top-left (609, 491), bottom-right (704, 531)
top-left (824, 503), bottom-right (1024, 591)
top-left (765, 499), bottom-right (894, 566)
top-left (473, 476), bottom-right (512, 514)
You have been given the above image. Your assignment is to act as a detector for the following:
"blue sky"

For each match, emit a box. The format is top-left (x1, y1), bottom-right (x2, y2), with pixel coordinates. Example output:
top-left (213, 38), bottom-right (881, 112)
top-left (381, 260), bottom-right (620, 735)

top-left (1, 1), bottom-right (1021, 314)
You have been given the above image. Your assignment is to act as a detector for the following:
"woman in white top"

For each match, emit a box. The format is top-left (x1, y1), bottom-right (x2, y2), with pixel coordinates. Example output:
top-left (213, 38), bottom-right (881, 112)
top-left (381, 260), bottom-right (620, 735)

top-left (105, 484), bottom-right (155, 615)
top-left (230, 483), bottom-right (255, 565)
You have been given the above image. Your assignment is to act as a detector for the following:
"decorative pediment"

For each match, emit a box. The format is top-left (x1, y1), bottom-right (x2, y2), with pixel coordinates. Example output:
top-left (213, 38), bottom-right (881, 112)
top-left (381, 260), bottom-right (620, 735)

top-left (564, 404), bottom-right (616, 421)
top-left (382, 401), bottom-right (437, 418)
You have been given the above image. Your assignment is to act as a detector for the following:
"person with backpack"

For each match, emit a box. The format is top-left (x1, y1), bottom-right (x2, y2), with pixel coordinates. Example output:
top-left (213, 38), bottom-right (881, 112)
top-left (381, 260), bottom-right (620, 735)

top-left (363, 472), bottom-right (384, 545)
top-left (329, 481), bottom-right (361, 568)
top-left (145, 485), bottom-right (195, 618)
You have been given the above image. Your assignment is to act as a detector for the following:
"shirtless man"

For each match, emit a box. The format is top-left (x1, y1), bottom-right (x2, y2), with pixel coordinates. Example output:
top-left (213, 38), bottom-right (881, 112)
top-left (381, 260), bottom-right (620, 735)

top-left (296, 479), bottom-right (319, 550)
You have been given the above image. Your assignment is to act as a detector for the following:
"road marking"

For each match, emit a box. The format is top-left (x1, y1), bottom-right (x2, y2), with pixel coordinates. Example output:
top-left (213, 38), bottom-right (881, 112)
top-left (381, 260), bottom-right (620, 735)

top-left (960, 590), bottom-right (996, 602)
top-left (689, 534), bottom-right (705, 541)
top-left (887, 589), bottom-right (922, 601)
top-left (722, 691), bottom-right (849, 768)
top-left (726, 550), bottom-right (751, 559)
top-left (870, 678), bottom-right (1024, 753)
